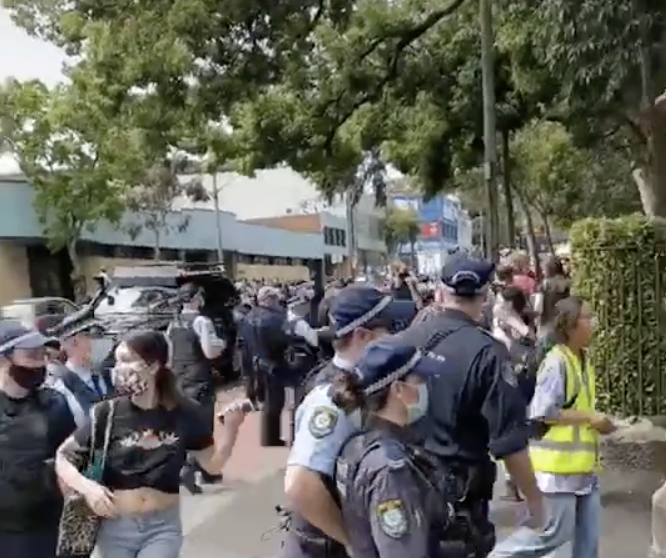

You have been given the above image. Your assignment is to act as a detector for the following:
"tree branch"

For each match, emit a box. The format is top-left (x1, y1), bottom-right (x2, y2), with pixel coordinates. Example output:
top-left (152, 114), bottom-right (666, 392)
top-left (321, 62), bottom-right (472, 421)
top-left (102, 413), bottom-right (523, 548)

top-left (317, 0), bottom-right (469, 150)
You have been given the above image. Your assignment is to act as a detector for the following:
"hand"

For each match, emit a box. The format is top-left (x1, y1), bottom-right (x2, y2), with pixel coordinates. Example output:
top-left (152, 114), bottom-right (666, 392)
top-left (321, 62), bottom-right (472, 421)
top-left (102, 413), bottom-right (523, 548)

top-left (589, 413), bottom-right (617, 434)
top-left (82, 481), bottom-right (115, 517)
top-left (217, 406), bottom-right (246, 432)
top-left (523, 495), bottom-right (545, 530)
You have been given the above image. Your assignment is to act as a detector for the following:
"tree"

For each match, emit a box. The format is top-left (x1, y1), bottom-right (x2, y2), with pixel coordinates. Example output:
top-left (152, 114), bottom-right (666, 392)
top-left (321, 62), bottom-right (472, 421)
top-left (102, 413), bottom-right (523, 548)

top-left (498, 0), bottom-right (666, 217)
top-left (0, 79), bottom-right (141, 295)
top-left (125, 153), bottom-right (209, 259)
top-left (380, 205), bottom-right (420, 265)
top-left (511, 120), bottom-right (642, 245)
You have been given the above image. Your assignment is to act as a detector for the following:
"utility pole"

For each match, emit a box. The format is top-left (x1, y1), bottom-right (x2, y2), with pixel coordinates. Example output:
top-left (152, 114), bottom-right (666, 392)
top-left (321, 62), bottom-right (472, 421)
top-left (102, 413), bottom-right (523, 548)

top-left (205, 150), bottom-right (224, 262)
top-left (480, 0), bottom-right (500, 262)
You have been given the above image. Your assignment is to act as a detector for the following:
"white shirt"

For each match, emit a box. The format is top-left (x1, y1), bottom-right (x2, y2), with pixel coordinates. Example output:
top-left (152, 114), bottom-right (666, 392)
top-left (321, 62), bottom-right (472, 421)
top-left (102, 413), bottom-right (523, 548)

top-left (287, 307), bottom-right (319, 347)
top-left (182, 309), bottom-right (227, 358)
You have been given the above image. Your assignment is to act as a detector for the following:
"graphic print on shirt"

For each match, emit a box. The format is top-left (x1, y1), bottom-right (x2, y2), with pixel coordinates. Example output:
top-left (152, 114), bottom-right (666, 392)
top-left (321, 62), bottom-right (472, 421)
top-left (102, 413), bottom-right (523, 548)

top-left (118, 429), bottom-right (180, 450)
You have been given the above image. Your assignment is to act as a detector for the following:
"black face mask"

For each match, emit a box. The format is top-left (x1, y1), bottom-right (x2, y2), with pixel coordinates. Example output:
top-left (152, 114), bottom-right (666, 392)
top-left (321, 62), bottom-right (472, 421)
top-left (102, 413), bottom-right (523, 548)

top-left (8, 364), bottom-right (47, 391)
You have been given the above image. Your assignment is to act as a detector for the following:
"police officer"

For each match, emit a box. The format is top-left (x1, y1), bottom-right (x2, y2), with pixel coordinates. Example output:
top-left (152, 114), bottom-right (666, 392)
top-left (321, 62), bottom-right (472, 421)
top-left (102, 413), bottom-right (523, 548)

top-left (0, 321), bottom-right (76, 558)
top-left (242, 286), bottom-right (292, 447)
top-left (51, 317), bottom-right (115, 427)
top-left (332, 338), bottom-right (456, 558)
top-left (399, 256), bottom-right (544, 556)
top-left (282, 285), bottom-right (416, 558)
top-left (169, 281), bottom-right (226, 490)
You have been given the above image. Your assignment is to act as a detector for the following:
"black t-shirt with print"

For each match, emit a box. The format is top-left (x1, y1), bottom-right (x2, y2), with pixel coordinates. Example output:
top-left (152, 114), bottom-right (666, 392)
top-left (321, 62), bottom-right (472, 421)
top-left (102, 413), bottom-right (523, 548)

top-left (73, 396), bottom-right (214, 494)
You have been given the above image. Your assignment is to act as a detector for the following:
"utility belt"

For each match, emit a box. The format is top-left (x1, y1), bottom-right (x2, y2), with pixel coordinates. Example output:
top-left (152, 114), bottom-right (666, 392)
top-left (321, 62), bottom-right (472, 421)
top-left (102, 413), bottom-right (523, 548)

top-left (418, 456), bottom-right (495, 558)
top-left (270, 506), bottom-right (348, 557)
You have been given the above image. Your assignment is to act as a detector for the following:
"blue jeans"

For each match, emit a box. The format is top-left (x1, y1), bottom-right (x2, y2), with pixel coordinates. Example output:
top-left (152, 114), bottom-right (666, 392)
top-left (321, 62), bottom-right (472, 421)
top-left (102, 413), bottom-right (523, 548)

top-left (490, 489), bottom-right (601, 558)
top-left (97, 505), bottom-right (182, 558)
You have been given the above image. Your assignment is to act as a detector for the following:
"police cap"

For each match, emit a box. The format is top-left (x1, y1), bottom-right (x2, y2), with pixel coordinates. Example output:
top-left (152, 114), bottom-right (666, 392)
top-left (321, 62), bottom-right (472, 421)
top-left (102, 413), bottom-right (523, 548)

top-left (0, 320), bottom-right (58, 355)
top-left (441, 256), bottom-right (495, 297)
top-left (354, 338), bottom-right (441, 395)
top-left (329, 285), bottom-right (417, 338)
top-left (57, 313), bottom-right (106, 340)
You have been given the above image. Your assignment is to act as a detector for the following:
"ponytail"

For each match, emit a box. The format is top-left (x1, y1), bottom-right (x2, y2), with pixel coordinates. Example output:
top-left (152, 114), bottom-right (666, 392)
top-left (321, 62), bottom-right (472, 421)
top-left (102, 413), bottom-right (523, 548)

top-left (330, 371), bottom-right (365, 414)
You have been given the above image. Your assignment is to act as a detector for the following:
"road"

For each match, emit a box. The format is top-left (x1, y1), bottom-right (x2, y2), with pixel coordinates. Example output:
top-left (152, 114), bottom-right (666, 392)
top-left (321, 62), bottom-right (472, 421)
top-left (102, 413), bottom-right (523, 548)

top-left (178, 386), bottom-right (654, 558)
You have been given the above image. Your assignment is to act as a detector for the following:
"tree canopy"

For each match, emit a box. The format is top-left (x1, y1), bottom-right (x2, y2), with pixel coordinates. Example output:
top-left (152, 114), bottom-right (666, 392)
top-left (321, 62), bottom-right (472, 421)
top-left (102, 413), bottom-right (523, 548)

top-left (1, 0), bottom-right (662, 264)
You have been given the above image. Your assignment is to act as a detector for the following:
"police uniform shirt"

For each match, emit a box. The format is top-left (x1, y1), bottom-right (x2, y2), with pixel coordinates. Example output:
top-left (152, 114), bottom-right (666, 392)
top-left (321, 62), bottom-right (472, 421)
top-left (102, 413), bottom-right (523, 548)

top-left (182, 309), bottom-right (227, 354)
top-left (342, 431), bottom-right (434, 558)
top-left (52, 361), bottom-right (109, 428)
top-left (287, 355), bottom-right (357, 476)
top-left (401, 308), bottom-right (529, 461)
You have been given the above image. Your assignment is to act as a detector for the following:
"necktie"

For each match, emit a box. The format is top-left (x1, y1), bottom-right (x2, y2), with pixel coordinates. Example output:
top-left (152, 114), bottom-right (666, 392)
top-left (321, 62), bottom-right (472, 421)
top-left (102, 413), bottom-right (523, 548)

top-left (91, 375), bottom-right (104, 397)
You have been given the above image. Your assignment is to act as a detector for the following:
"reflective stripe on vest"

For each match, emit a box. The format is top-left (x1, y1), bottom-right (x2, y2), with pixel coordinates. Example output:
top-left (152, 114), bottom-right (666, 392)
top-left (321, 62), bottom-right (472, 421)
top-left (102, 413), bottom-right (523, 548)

top-left (529, 344), bottom-right (599, 474)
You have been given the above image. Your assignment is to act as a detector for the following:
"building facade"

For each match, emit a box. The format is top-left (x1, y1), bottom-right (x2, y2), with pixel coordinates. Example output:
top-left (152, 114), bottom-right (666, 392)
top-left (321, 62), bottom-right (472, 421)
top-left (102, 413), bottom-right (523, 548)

top-left (390, 192), bottom-right (473, 274)
top-left (0, 173), bottom-right (327, 303)
top-left (177, 167), bottom-right (388, 271)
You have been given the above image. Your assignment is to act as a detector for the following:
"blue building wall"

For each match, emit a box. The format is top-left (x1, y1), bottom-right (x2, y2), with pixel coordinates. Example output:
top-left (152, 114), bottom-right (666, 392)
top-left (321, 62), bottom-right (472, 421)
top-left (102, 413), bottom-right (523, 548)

top-left (0, 179), bottom-right (324, 259)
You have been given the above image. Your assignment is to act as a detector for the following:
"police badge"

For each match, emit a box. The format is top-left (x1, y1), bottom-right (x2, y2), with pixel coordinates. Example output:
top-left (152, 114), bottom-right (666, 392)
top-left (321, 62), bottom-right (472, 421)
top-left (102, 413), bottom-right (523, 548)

top-left (376, 499), bottom-right (408, 538)
top-left (308, 406), bottom-right (338, 438)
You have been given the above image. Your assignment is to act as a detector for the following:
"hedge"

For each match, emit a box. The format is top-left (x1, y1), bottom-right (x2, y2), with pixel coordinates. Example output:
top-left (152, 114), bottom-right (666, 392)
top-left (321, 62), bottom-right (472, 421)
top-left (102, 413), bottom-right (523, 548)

top-left (570, 214), bottom-right (666, 417)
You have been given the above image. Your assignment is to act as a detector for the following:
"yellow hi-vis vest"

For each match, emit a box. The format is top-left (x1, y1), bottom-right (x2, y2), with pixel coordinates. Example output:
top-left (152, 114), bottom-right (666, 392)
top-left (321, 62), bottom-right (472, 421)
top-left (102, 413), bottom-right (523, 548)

top-left (529, 344), bottom-right (599, 475)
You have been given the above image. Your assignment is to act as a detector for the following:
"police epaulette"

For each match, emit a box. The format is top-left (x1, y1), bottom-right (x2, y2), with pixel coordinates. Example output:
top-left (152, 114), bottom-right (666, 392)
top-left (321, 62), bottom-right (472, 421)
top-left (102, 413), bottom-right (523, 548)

top-left (382, 439), bottom-right (406, 470)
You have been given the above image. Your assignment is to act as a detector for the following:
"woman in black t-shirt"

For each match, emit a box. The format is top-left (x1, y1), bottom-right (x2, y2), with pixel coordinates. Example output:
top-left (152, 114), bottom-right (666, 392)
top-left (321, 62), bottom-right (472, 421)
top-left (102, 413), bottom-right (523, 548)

top-left (55, 330), bottom-right (246, 558)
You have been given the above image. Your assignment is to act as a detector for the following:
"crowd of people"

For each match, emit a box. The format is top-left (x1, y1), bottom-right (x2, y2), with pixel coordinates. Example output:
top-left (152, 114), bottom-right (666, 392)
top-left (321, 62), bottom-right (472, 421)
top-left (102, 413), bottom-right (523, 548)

top-left (0, 250), bottom-right (618, 558)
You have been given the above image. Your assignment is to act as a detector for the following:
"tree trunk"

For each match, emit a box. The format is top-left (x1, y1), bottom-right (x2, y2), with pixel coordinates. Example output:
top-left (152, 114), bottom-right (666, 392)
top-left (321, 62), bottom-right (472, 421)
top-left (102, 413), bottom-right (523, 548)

top-left (153, 229), bottom-right (161, 260)
top-left (409, 239), bottom-right (418, 271)
top-left (500, 129), bottom-right (516, 246)
top-left (515, 189), bottom-right (542, 280)
top-left (66, 237), bottom-right (86, 301)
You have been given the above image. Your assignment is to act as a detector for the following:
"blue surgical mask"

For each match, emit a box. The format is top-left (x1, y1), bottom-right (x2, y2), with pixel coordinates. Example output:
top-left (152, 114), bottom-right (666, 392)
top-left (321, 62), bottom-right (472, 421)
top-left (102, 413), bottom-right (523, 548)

top-left (406, 383), bottom-right (429, 423)
top-left (90, 338), bottom-right (114, 368)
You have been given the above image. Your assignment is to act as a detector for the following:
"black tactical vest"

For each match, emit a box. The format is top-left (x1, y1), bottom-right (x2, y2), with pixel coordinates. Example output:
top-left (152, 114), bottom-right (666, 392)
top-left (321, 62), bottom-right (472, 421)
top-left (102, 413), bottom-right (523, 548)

top-left (0, 389), bottom-right (68, 533)
top-left (168, 313), bottom-right (213, 402)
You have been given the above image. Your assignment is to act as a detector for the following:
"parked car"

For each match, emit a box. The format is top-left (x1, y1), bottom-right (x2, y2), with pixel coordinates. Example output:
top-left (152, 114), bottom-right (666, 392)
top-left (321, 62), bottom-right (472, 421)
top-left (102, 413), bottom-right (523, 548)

top-left (1, 297), bottom-right (78, 332)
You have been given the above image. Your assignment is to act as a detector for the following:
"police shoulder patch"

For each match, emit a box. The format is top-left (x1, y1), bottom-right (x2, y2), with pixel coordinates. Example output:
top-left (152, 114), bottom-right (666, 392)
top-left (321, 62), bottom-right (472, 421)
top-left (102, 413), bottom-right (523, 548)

top-left (308, 406), bottom-right (339, 438)
top-left (376, 499), bottom-right (408, 538)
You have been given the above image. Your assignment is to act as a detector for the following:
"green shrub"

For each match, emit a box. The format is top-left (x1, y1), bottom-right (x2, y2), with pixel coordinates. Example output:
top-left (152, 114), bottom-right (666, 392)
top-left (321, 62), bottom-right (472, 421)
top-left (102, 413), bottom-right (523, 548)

top-left (570, 214), bottom-right (666, 417)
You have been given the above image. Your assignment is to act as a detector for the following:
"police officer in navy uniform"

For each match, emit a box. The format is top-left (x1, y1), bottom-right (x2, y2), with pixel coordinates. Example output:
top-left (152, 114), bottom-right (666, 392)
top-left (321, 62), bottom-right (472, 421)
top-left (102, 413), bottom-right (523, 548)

top-left (399, 257), bottom-right (544, 556)
top-left (242, 286), bottom-right (292, 447)
top-left (0, 322), bottom-right (76, 558)
top-left (282, 285), bottom-right (416, 558)
top-left (331, 338), bottom-right (456, 558)
top-left (50, 318), bottom-right (115, 428)
top-left (169, 281), bottom-right (227, 490)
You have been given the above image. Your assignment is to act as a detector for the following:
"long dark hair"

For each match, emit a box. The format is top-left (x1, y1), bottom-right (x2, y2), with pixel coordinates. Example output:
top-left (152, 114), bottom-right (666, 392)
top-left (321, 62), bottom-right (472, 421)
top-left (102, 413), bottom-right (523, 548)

top-left (329, 370), bottom-right (389, 414)
top-left (123, 330), bottom-right (180, 407)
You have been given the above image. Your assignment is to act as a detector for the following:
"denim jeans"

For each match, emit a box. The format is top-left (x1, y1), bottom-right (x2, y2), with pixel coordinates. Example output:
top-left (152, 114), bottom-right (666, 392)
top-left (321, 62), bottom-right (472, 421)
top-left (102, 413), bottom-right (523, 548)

top-left (97, 505), bottom-right (182, 558)
top-left (489, 489), bottom-right (601, 558)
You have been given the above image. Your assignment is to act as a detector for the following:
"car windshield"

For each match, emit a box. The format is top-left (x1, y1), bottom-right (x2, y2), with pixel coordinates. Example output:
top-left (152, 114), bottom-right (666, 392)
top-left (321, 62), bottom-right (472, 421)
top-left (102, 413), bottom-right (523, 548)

top-left (96, 287), bottom-right (172, 315)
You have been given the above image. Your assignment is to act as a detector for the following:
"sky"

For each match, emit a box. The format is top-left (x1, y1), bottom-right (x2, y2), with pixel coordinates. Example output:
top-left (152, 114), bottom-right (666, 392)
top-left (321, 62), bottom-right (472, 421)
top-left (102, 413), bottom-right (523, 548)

top-left (0, 7), bottom-right (67, 86)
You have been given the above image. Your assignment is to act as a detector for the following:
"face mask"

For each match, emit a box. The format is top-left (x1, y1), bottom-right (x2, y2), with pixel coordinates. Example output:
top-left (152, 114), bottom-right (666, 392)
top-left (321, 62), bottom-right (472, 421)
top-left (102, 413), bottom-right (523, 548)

top-left (111, 362), bottom-right (150, 396)
top-left (90, 339), bottom-right (114, 368)
top-left (9, 364), bottom-right (47, 391)
top-left (405, 383), bottom-right (429, 424)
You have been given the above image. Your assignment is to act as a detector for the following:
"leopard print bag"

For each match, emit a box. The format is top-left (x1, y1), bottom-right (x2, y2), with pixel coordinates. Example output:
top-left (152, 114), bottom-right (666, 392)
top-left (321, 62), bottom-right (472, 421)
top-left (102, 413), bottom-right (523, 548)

top-left (56, 400), bottom-right (116, 557)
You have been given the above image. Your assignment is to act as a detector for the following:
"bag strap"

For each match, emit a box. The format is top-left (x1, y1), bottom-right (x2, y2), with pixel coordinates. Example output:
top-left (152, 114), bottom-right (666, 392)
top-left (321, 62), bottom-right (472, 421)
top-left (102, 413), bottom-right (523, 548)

top-left (88, 400), bottom-right (115, 470)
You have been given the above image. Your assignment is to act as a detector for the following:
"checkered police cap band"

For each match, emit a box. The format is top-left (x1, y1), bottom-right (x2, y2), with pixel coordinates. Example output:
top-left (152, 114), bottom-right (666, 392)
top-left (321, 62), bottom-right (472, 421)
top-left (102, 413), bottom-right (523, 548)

top-left (334, 295), bottom-right (393, 337)
top-left (361, 350), bottom-right (422, 396)
top-left (0, 331), bottom-right (43, 354)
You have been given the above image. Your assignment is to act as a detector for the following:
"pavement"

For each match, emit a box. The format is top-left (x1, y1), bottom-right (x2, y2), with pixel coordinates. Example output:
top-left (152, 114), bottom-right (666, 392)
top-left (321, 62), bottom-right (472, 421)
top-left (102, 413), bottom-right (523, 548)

top-left (177, 385), bottom-right (655, 558)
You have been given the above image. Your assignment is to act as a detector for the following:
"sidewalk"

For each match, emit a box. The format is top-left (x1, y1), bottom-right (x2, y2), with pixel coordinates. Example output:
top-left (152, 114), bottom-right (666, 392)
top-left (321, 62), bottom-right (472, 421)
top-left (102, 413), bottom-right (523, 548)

top-left (177, 385), bottom-right (654, 557)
